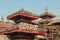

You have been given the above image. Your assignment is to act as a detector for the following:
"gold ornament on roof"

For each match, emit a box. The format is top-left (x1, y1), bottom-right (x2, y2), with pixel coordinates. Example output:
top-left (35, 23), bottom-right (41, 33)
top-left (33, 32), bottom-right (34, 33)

top-left (45, 7), bottom-right (48, 13)
top-left (20, 8), bottom-right (24, 11)
top-left (1, 16), bottom-right (4, 20)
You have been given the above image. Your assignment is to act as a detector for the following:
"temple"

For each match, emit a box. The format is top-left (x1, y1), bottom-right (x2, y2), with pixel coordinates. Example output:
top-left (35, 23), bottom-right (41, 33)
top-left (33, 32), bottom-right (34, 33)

top-left (0, 8), bottom-right (60, 40)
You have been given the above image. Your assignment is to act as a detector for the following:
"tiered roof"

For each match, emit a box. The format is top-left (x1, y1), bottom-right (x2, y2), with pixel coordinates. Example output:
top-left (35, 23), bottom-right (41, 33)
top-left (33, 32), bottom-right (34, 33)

top-left (39, 7), bottom-right (56, 18)
top-left (7, 8), bottom-right (39, 20)
top-left (0, 17), bottom-right (12, 27)
top-left (47, 19), bottom-right (60, 25)
top-left (39, 19), bottom-right (53, 23)
top-left (0, 8), bottom-right (57, 35)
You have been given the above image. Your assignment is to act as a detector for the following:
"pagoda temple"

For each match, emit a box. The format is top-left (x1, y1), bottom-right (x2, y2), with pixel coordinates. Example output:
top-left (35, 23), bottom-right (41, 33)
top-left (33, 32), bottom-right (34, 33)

top-left (39, 7), bottom-right (56, 24)
top-left (0, 8), bottom-right (60, 40)
top-left (7, 8), bottom-right (46, 40)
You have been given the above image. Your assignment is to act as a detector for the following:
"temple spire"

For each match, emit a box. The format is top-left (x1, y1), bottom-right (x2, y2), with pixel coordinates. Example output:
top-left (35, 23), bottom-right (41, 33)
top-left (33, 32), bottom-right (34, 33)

top-left (20, 8), bottom-right (24, 11)
top-left (0, 16), bottom-right (4, 24)
top-left (20, 8), bottom-right (25, 13)
top-left (45, 7), bottom-right (48, 13)
top-left (1, 16), bottom-right (4, 20)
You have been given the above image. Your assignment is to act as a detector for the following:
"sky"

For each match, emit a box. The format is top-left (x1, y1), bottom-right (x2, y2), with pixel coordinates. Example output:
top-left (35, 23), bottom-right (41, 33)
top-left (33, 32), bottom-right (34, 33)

top-left (0, 0), bottom-right (60, 20)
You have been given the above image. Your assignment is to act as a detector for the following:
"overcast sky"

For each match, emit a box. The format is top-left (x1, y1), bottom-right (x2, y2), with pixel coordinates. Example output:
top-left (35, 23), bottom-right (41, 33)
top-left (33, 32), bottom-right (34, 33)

top-left (0, 0), bottom-right (60, 19)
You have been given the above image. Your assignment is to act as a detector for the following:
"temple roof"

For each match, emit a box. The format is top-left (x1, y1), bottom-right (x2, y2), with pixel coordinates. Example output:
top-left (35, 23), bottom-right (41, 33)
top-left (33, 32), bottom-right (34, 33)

top-left (7, 8), bottom-right (39, 20)
top-left (0, 24), bottom-right (11, 27)
top-left (39, 7), bottom-right (56, 18)
top-left (47, 19), bottom-right (60, 25)
top-left (39, 19), bottom-right (53, 23)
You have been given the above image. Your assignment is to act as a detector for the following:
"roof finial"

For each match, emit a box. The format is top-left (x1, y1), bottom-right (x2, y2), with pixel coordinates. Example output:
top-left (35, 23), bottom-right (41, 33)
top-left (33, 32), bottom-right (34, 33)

top-left (45, 7), bottom-right (48, 13)
top-left (20, 8), bottom-right (24, 11)
top-left (1, 16), bottom-right (4, 20)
